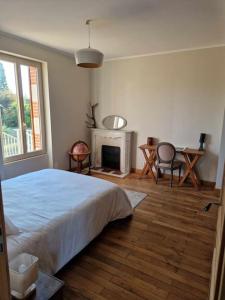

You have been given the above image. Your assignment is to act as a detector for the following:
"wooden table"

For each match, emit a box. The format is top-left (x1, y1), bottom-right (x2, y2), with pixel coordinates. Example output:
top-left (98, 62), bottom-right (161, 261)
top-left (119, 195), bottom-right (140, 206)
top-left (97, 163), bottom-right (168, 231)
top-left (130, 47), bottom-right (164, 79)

top-left (178, 148), bottom-right (204, 188)
top-left (139, 144), bottom-right (204, 188)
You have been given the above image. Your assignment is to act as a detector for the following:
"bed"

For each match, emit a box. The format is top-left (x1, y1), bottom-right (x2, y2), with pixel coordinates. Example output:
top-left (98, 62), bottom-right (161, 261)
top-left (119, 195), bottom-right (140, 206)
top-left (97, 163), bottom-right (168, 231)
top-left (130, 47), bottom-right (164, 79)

top-left (2, 169), bottom-right (132, 274)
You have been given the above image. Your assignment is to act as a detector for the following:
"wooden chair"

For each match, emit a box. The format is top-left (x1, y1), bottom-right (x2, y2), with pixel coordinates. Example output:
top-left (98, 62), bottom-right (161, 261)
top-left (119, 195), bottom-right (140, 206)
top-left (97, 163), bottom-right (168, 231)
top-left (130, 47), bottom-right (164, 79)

top-left (156, 142), bottom-right (183, 187)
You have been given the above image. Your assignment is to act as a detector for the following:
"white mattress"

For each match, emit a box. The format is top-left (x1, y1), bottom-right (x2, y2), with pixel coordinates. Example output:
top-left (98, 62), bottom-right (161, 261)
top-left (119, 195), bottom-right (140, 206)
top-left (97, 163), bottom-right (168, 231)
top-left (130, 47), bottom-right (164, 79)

top-left (2, 169), bottom-right (132, 274)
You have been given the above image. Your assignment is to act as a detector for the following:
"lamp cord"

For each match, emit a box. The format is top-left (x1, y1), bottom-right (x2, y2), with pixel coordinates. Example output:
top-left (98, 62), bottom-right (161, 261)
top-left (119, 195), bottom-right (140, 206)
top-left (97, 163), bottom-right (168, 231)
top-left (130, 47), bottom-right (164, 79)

top-left (86, 20), bottom-right (91, 48)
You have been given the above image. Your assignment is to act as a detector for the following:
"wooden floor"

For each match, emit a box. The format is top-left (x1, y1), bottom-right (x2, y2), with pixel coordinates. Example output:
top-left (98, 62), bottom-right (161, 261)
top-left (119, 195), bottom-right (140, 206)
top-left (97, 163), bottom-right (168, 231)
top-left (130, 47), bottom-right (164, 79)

top-left (57, 173), bottom-right (219, 300)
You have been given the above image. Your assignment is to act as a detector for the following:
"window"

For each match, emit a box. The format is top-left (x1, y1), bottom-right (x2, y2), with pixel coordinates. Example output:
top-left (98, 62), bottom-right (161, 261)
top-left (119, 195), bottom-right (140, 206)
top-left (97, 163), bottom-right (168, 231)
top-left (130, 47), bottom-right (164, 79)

top-left (0, 53), bottom-right (45, 162)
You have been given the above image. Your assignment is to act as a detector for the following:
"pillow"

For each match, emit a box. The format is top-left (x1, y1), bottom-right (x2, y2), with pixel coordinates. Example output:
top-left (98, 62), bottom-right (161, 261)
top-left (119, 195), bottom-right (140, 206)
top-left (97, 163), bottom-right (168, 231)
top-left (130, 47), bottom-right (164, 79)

top-left (5, 216), bottom-right (19, 236)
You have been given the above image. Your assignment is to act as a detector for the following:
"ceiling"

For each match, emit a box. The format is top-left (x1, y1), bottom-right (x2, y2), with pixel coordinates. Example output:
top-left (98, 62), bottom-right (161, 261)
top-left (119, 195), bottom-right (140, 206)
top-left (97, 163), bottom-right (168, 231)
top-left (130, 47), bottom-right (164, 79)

top-left (0, 0), bottom-right (225, 59)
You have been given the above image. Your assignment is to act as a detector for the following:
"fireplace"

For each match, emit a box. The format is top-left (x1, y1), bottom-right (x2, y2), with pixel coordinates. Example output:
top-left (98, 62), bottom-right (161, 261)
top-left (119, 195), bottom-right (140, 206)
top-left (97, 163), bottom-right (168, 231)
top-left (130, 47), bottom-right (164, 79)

top-left (102, 145), bottom-right (120, 170)
top-left (91, 128), bottom-right (132, 178)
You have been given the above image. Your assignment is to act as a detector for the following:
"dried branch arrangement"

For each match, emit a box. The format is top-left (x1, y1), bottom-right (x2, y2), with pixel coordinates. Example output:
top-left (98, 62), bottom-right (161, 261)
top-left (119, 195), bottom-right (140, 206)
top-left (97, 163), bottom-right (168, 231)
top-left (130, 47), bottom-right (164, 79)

top-left (86, 103), bottom-right (98, 128)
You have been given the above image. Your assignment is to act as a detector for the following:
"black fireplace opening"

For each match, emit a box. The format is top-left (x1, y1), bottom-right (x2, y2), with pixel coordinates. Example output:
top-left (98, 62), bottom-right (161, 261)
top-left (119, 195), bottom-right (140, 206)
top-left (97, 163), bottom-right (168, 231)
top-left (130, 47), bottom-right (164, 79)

top-left (102, 145), bottom-right (120, 170)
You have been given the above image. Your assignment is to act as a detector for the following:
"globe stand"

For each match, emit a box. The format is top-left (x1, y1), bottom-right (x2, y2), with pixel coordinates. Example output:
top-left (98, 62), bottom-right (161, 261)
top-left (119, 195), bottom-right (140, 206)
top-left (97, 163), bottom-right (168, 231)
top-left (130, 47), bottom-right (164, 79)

top-left (68, 141), bottom-right (91, 175)
top-left (68, 153), bottom-right (91, 174)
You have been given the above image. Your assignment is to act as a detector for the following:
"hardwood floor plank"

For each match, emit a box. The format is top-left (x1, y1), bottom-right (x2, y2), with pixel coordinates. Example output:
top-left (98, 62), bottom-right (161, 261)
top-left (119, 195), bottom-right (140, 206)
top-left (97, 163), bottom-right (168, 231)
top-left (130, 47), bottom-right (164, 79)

top-left (64, 286), bottom-right (106, 300)
top-left (57, 174), bottom-right (218, 299)
top-left (110, 275), bottom-right (168, 300)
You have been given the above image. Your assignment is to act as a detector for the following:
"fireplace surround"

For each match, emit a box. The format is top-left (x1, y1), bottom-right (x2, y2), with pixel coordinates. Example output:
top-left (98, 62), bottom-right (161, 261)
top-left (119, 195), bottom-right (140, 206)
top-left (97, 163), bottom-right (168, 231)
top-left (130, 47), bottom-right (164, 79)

top-left (91, 128), bottom-right (132, 178)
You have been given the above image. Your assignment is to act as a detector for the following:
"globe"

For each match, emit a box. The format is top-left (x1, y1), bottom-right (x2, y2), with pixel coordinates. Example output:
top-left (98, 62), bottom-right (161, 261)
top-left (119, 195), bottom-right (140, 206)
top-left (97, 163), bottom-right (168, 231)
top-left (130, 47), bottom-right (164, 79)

top-left (71, 141), bottom-right (89, 161)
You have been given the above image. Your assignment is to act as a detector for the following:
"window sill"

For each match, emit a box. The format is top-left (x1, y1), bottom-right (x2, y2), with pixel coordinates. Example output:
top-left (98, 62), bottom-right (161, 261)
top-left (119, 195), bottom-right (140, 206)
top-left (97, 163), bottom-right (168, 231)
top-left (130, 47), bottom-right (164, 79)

top-left (3, 152), bottom-right (48, 166)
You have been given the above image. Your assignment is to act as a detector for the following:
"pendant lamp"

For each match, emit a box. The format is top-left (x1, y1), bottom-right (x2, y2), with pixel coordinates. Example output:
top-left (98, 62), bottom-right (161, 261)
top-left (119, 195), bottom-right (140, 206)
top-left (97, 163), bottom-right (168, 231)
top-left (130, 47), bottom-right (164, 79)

top-left (75, 20), bottom-right (104, 68)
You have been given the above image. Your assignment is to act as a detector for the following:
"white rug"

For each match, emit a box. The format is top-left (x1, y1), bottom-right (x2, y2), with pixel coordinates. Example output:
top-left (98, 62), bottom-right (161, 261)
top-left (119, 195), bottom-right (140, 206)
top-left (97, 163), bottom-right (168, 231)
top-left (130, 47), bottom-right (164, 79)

top-left (124, 189), bottom-right (147, 208)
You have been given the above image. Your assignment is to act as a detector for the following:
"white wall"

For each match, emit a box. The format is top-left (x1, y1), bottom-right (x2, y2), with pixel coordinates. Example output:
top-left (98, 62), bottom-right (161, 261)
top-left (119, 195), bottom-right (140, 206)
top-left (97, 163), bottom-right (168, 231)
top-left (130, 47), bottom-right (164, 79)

top-left (216, 110), bottom-right (225, 188)
top-left (91, 47), bottom-right (225, 182)
top-left (0, 32), bottom-right (90, 178)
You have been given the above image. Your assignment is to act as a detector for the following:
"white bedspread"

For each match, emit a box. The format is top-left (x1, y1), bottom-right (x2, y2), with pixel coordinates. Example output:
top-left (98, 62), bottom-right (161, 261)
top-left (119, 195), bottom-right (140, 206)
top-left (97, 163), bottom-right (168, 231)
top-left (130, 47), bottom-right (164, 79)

top-left (2, 169), bottom-right (132, 274)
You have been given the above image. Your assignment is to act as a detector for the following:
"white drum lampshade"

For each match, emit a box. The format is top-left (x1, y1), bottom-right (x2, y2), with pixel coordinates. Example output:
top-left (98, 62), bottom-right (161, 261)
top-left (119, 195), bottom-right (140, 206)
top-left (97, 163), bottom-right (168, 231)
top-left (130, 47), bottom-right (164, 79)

top-left (75, 48), bottom-right (104, 68)
top-left (75, 19), bottom-right (104, 69)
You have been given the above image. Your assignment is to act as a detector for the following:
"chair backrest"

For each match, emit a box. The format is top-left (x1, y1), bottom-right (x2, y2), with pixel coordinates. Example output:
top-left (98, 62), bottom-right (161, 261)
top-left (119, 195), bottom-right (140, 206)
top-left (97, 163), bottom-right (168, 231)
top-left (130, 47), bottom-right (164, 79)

top-left (156, 142), bottom-right (176, 164)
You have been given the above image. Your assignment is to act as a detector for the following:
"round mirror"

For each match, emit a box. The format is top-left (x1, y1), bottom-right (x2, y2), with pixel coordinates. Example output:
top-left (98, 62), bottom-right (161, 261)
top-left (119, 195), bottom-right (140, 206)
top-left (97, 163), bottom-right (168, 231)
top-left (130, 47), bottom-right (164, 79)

top-left (102, 115), bottom-right (127, 130)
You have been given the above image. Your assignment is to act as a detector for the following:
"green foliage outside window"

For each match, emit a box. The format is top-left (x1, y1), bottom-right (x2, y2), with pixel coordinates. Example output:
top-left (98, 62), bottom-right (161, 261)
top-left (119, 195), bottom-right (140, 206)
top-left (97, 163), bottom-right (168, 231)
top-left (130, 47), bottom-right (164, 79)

top-left (0, 63), bottom-right (32, 129)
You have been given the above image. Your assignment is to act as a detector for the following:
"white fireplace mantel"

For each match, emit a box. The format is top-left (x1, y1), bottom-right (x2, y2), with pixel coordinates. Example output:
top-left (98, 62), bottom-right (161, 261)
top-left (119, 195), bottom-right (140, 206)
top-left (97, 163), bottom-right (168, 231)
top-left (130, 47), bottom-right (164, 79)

top-left (91, 128), bottom-right (132, 177)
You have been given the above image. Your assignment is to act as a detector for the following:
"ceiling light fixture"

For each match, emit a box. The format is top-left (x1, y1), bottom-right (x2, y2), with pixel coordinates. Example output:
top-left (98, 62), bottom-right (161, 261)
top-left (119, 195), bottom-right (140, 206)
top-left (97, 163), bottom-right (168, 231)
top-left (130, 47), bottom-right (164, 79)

top-left (75, 19), bottom-right (104, 68)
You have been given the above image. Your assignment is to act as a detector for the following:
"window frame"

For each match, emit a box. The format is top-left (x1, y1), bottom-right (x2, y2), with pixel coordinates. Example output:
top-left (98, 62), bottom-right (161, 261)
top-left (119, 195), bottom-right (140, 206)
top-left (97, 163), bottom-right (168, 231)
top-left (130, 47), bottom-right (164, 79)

top-left (0, 52), bottom-right (46, 163)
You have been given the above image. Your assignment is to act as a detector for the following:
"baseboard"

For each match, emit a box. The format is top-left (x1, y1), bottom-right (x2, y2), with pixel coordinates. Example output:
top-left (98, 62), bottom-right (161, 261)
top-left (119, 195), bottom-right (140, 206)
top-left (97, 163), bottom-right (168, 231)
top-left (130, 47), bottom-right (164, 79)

top-left (131, 168), bottom-right (143, 175)
top-left (131, 168), bottom-right (217, 189)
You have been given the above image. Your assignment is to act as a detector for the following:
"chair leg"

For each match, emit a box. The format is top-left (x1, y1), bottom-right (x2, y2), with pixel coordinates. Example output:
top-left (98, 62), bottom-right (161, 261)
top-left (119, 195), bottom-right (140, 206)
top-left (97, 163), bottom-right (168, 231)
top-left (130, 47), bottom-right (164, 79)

top-left (170, 169), bottom-right (173, 188)
top-left (179, 165), bottom-right (181, 182)
top-left (156, 167), bottom-right (159, 184)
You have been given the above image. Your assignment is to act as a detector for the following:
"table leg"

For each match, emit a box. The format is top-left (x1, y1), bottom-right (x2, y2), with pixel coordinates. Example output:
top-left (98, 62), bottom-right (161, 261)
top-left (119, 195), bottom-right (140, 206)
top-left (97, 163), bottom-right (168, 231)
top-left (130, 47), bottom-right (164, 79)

top-left (179, 153), bottom-right (201, 188)
top-left (88, 154), bottom-right (91, 175)
top-left (141, 161), bottom-right (149, 176)
top-left (69, 156), bottom-right (72, 171)
top-left (189, 155), bottom-right (201, 186)
top-left (140, 149), bottom-right (151, 176)
top-left (148, 149), bottom-right (162, 177)
top-left (142, 149), bottom-right (156, 182)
